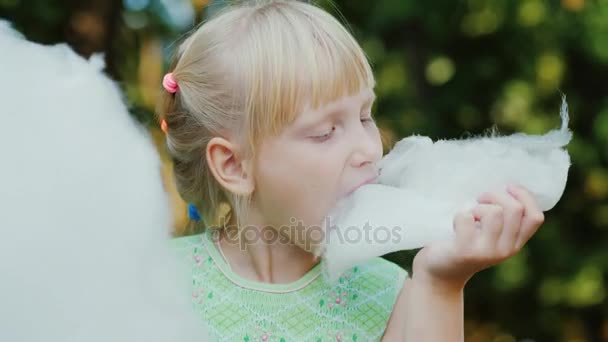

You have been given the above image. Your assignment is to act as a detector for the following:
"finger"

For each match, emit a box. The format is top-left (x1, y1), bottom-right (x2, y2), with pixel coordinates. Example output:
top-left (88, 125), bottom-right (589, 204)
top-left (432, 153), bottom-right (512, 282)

top-left (507, 184), bottom-right (543, 216)
top-left (507, 185), bottom-right (545, 248)
top-left (453, 210), bottom-right (476, 246)
top-left (471, 203), bottom-right (503, 250)
top-left (478, 190), bottom-right (524, 256)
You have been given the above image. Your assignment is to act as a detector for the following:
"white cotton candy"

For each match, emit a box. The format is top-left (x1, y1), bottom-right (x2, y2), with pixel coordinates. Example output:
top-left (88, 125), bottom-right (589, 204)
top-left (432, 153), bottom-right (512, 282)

top-left (321, 97), bottom-right (572, 282)
top-left (0, 22), bottom-right (209, 342)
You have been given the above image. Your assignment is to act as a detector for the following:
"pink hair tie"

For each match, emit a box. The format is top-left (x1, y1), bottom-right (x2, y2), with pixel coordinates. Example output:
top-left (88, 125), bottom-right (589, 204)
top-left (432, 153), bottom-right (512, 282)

top-left (162, 72), bottom-right (179, 93)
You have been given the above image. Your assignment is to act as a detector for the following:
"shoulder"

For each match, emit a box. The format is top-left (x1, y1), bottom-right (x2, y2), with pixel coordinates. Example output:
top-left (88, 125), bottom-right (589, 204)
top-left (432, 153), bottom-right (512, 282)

top-left (353, 257), bottom-right (409, 290)
top-left (340, 256), bottom-right (409, 310)
top-left (169, 232), bottom-right (204, 248)
top-left (328, 257), bottom-right (408, 340)
top-left (168, 232), bottom-right (208, 262)
top-left (365, 257), bottom-right (408, 276)
top-left (380, 262), bottom-right (411, 341)
top-left (169, 233), bottom-right (204, 251)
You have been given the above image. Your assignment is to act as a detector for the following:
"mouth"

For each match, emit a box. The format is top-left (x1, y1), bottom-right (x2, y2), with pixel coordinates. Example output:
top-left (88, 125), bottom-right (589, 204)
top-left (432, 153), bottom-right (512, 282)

top-left (342, 175), bottom-right (379, 198)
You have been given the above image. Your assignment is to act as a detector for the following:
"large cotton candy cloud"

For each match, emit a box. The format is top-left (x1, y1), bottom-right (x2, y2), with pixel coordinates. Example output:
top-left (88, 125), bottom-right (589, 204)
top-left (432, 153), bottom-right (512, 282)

top-left (320, 97), bottom-right (572, 282)
top-left (0, 22), bottom-right (209, 341)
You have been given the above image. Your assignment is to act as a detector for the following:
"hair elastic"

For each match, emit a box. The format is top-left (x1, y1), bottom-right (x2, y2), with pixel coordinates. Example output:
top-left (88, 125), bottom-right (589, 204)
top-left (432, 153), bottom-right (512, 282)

top-left (162, 73), bottom-right (178, 93)
top-left (188, 203), bottom-right (201, 221)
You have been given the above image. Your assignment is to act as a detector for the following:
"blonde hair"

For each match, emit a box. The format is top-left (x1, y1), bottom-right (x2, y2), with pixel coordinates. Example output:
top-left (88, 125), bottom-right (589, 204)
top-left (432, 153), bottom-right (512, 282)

top-left (158, 0), bottom-right (375, 234)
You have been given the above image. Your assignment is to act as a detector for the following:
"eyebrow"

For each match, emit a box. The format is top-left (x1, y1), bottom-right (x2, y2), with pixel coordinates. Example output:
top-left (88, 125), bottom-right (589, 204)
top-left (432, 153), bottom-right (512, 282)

top-left (363, 92), bottom-right (377, 110)
top-left (325, 91), bottom-right (377, 118)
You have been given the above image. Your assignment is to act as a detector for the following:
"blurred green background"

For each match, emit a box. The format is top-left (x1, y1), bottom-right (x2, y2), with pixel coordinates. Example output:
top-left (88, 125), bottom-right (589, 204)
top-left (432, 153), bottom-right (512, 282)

top-left (1, 0), bottom-right (606, 340)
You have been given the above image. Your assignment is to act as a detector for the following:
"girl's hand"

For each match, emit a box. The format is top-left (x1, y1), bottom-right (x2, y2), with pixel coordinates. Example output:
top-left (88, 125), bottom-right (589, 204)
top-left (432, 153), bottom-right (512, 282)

top-left (412, 184), bottom-right (545, 291)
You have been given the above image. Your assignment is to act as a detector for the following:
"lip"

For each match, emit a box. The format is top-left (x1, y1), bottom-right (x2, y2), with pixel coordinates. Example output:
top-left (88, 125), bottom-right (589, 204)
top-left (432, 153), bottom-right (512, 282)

top-left (343, 175), bottom-right (378, 198)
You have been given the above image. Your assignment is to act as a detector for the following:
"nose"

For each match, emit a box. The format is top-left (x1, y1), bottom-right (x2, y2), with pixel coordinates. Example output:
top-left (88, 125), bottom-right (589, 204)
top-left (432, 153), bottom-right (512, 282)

top-left (348, 121), bottom-right (381, 169)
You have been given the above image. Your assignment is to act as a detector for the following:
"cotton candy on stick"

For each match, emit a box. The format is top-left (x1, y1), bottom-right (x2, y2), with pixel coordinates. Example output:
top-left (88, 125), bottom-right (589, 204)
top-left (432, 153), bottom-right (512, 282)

top-left (320, 98), bottom-right (572, 282)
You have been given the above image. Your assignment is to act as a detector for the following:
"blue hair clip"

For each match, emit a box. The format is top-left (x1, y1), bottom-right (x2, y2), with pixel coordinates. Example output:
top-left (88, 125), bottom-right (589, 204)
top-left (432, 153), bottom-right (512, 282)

top-left (188, 203), bottom-right (201, 221)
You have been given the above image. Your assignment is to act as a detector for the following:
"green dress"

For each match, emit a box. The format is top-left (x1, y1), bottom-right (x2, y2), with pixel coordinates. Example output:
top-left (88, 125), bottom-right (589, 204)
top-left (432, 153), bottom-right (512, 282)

top-left (170, 228), bottom-right (407, 342)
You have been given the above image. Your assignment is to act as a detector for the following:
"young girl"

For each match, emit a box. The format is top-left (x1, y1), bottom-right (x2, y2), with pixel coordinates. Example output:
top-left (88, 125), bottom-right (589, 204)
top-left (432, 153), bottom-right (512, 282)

top-left (161, 1), bottom-right (545, 340)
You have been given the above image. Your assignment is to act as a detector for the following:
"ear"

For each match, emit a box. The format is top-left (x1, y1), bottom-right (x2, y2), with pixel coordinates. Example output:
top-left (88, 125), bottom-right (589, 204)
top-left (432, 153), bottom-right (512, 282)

top-left (206, 137), bottom-right (254, 196)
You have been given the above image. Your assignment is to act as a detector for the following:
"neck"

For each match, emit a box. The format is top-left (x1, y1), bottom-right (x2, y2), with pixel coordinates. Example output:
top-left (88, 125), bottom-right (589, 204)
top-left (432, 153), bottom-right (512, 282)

top-left (217, 213), bottom-right (320, 284)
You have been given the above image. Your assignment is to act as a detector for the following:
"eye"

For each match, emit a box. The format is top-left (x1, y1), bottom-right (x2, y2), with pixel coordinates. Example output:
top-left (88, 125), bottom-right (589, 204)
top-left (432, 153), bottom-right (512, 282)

top-left (312, 126), bottom-right (335, 142)
top-left (361, 114), bottom-right (375, 124)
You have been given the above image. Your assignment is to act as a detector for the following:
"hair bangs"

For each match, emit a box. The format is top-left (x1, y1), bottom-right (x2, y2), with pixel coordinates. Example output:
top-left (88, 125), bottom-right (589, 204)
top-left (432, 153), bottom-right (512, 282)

top-left (240, 2), bottom-right (375, 153)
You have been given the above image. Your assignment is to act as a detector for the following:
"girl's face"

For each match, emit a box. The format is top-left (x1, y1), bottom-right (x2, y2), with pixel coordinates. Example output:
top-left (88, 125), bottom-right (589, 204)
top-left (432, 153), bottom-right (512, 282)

top-left (252, 87), bottom-right (382, 250)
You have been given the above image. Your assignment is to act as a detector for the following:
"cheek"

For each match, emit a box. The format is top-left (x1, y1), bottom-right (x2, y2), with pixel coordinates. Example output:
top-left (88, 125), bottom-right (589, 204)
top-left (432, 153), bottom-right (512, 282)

top-left (299, 156), bottom-right (345, 222)
top-left (370, 126), bottom-right (384, 158)
top-left (254, 143), bottom-right (341, 225)
top-left (282, 158), bottom-right (339, 218)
